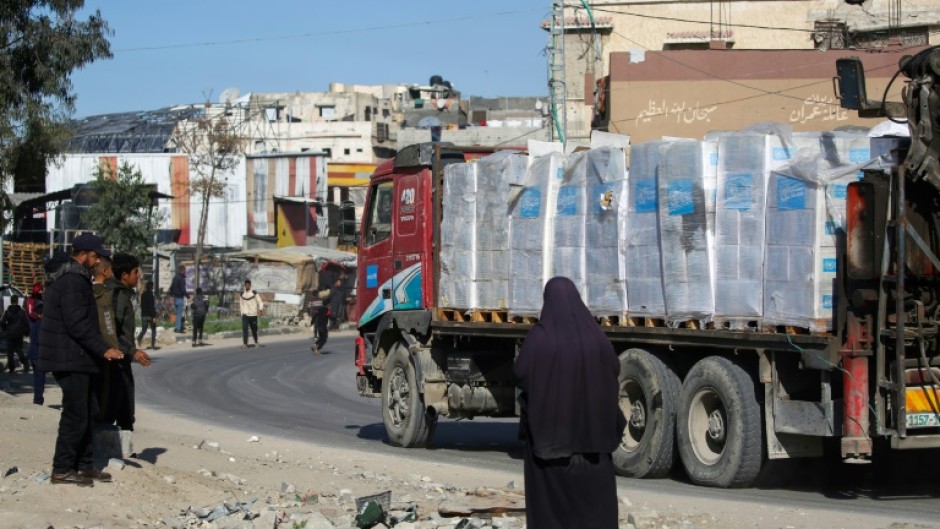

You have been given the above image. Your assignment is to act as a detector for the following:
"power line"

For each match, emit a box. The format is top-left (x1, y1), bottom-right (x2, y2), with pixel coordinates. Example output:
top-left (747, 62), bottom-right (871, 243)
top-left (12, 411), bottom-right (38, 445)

top-left (590, 5), bottom-right (818, 34)
top-left (114, 8), bottom-right (546, 53)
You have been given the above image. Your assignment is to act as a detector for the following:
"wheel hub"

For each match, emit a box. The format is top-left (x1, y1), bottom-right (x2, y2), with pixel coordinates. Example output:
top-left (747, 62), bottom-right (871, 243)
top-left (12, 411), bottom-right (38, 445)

top-left (387, 366), bottom-right (411, 428)
top-left (707, 409), bottom-right (725, 442)
top-left (630, 400), bottom-right (647, 430)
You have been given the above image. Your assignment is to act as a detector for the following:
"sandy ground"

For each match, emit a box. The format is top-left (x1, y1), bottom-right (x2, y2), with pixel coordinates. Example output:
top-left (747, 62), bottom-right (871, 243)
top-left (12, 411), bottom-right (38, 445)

top-left (1, 333), bottom-right (938, 529)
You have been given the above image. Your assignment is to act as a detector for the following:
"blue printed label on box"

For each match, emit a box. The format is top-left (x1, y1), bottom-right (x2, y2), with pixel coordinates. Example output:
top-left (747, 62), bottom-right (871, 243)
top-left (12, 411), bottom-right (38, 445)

top-left (777, 176), bottom-right (806, 210)
top-left (519, 188), bottom-right (542, 218)
top-left (829, 184), bottom-right (847, 199)
top-left (823, 257), bottom-right (837, 273)
top-left (366, 264), bottom-right (379, 288)
top-left (556, 185), bottom-right (579, 216)
top-left (822, 294), bottom-right (833, 310)
top-left (635, 179), bottom-right (657, 213)
top-left (849, 148), bottom-right (870, 163)
top-left (667, 180), bottom-right (695, 216)
top-left (710, 152), bottom-right (719, 167)
top-left (555, 167), bottom-right (564, 180)
top-left (724, 173), bottom-right (752, 210)
top-left (773, 146), bottom-right (794, 161)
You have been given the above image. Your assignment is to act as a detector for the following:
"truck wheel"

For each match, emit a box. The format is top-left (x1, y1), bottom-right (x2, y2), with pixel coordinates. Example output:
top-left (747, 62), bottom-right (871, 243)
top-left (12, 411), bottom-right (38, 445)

top-left (677, 356), bottom-right (763, 488)
top-left (382, 343), bottom-right (437, 447)
top-left (612, 349), bottom-right (679, 478)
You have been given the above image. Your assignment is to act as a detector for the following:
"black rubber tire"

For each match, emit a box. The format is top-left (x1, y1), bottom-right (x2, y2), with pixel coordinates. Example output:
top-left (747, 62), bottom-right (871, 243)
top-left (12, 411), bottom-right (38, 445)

top-left (612, 349), bottom-right (680, 478)
top-left (676, 356), bottom-right (764, 488)
top-left (381, 344), bottom-right (437, 447)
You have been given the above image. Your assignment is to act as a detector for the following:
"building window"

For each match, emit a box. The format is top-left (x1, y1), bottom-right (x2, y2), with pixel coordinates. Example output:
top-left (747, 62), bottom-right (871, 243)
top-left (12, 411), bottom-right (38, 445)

top-left (318, 105), bottom-right (336, 118)
top-left (323, 148), bottom-right (332, 158)
top-left (814, 20), bottom-right (847, 49)
top-left (344, 148), bottom-right (351, 155)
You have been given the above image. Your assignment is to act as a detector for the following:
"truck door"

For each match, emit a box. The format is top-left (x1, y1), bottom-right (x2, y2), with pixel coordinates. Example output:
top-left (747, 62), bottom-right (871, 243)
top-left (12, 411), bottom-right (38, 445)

top-left (390, 171), bottom-right (429, 311)
top-left (358, 179), bottom-right (395, 326)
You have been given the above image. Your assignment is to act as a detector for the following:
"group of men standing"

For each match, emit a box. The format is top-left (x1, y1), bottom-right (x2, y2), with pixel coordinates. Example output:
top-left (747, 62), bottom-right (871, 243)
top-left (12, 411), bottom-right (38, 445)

top-left (38, 233), bottom-right (151, 487)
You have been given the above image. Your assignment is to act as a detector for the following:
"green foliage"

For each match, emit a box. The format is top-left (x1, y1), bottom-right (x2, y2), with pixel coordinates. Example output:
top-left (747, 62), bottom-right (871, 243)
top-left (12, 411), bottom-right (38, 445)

top-left (83, 161), bottom-right (164, 259)
top-left (0, 1), bottom-right (112, 228)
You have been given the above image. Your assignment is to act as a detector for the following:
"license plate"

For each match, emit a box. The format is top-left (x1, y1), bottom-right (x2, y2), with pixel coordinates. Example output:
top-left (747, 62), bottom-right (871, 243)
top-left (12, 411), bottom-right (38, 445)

top-left (905, 385), bottom-right (940, 413)
top-left (906, 413), bottom-right (940, 429)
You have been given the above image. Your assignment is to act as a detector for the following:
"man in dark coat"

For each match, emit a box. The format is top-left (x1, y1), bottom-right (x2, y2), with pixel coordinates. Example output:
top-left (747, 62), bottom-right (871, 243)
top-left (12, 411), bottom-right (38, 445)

top-left (168, 265), bottom-right (188, 333)
top-left (136, 280), bottom-right (157, 349)
top-left (513, 276), bottom-right (626, 529)
top-left (38, 233), bottom-right (124, 487)
top-left (1, 295), bottom-right (30, 374)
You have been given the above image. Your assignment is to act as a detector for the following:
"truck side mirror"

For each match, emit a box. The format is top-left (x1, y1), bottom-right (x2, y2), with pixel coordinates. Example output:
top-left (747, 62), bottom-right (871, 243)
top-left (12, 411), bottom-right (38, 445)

top-left (835, 57), bottom-right (868, 111)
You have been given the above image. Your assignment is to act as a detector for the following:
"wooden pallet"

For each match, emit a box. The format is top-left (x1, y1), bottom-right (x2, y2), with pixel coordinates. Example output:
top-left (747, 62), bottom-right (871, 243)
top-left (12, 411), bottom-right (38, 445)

top-left (712, 319), bottom-right (763, 332)
top-left (438, 308), bottom-right (471, 322)
top-left (2, 241), bottom-right (50, 292)
top-left (471, 309), bottom-right (510, 323)
top-left (509, 315), bottom-right (539, 324)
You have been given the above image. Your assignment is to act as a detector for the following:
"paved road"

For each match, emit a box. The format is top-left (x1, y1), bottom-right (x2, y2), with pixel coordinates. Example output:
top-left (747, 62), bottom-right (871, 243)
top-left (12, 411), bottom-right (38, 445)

top-left (136, 334), bottom-right (940, 523)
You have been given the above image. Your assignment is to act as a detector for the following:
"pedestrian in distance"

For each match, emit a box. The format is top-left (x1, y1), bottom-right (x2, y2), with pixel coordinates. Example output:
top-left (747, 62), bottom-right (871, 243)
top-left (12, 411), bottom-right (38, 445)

top-left (25, 282), bottom-right (45, 404)
top-left (38, 233), bottom-right (124, 487)
top-left (326, 278), bottom-right (346, 331)
top-left (137, 280), bottom-right (158, 350)
top-left (239, 280), bottom-right (263, 348)
top-left (190, 287), bottom-right (209, 346)
top-left (1, 295), bottom-right (30, 374)
top-left (169, 264), bottom-right (188, 333)
top-left (513, 276), bottom-right (626, 529)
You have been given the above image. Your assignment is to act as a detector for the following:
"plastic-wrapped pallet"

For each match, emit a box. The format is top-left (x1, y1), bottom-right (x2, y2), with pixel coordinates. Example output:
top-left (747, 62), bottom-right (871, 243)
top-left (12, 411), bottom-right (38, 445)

top-left (440, 161), bottom-right (478, 309)
top-left (625, 142), bottom-right (666, 318)
top-left (713, 134), bottom-right (774, 324)
top-left (551, 150), bottom-right (590, 300)
top-left (585, 146), bottom-right (629, 316)
top-left (474, 151), bottom-right (528, 310)
top-left (763, 136), bottom-right (872, 332)
top-left (658, 140), bottom-right (713, 324)
top-left (509, 152), bottom-right (564, 316)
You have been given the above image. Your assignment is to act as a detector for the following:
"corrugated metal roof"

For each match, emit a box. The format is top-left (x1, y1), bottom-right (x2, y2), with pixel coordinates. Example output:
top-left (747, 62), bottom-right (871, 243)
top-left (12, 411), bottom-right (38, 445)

top-left (65, 106), bottom-right (204, 154)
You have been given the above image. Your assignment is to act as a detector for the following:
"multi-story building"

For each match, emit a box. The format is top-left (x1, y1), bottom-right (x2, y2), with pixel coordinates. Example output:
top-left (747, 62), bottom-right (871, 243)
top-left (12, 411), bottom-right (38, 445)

top-left (550, 0), bottom-right (940, 142)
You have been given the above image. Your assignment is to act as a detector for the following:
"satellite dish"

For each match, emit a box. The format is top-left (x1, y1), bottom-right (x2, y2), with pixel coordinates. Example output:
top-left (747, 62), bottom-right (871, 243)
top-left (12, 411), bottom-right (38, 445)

top-left (535, 100), bottom-right (543, 111)
top-left (219, 87), bottom-right (241, 105)
top-left (417, 116), bottom-right (443, 129)
top-left (436, 98), bottom-right (446, 110)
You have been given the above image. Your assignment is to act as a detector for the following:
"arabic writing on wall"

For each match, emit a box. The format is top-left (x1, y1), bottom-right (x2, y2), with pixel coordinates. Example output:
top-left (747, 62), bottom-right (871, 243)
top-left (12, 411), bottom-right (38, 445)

top-left (789, 94), bottom-right (849, 124)
top-left (635, 99), bottom-right (718, 128)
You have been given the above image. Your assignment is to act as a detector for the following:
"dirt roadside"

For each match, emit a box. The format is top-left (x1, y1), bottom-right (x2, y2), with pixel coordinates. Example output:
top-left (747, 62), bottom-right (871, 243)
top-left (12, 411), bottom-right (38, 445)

top-left (1, 334), bottom-right (937, 529)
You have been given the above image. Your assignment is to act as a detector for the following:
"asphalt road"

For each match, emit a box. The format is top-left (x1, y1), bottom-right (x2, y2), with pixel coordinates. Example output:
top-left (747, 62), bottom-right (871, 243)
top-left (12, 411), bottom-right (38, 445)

top-left (136, 334), bottom-right (940, 523)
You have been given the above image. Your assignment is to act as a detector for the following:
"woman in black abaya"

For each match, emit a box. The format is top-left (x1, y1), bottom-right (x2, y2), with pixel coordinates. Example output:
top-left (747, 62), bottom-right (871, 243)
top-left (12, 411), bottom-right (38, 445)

top-left (514, 276), bottom-right (626, 529)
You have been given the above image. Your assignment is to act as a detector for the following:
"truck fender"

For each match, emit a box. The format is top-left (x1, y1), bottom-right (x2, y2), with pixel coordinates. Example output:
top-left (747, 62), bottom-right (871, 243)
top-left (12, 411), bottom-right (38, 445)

top-left (374, 313), bottom-right (427, 395)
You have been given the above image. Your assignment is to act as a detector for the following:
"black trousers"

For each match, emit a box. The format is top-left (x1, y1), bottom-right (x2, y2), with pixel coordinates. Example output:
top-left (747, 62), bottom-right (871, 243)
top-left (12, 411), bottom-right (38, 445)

top-left (192, 315), bottom-right (206, 343)
top-left (137, 316), bottom-right (156, 348)
top-left (242, 315), bottom-right (258, 345)
top-left (5, 341), bottom-right (29, 372)
top-left (52, 371), bottom-right (98, 473)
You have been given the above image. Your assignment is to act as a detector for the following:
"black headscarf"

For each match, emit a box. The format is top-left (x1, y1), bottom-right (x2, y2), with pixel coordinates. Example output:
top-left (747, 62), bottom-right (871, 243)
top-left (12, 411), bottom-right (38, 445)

top-left (514, 276), bottom-right (625, 459)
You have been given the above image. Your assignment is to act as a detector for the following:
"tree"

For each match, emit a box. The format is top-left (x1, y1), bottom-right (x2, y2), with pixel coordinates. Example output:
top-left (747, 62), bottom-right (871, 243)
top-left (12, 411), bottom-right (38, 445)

top-left (83, 161), bottom-right (164, 259)
top-left (0, 1), bottom-right (112, 231)
top-left (172, 105), bottom-right (247, 288)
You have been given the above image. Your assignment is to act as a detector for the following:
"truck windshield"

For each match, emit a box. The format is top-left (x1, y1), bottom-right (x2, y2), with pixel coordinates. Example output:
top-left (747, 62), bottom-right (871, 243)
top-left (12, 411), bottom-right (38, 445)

top-left (365, 181), bottom-right (394, 246)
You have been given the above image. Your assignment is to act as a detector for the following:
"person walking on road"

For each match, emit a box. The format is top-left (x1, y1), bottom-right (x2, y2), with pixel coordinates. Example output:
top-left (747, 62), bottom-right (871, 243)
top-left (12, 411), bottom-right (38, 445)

top-left (1, 295), bottom-right (30, 374)
top-left (169, 265), bottom-right (188, 334)
top-left (190, 287), bottom-right (209, 346)
top-left (137, 280), bottom-right (157, 350)
top-left (25, 282), bottom-right (45, 404)
top-left (239, 280), bottom-right (263, 348)
top-left (38, 233), bottom-right (124, 487)
top-left (513, 276), bottom-right (625, 529)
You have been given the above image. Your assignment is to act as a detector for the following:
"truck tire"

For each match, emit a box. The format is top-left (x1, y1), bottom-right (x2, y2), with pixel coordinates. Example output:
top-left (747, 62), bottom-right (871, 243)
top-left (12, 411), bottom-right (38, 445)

top-left (612, 349), bottom-right (680, 479)
top-left (381, 343), bottom-right (437, 447)
top-left (676, 356), bottom-right (763, 488)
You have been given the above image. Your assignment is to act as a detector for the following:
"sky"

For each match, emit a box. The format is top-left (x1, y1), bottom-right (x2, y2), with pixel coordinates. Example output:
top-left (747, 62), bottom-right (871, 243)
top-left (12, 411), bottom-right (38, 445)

top-left (71, 1), bottom-right (553, 118)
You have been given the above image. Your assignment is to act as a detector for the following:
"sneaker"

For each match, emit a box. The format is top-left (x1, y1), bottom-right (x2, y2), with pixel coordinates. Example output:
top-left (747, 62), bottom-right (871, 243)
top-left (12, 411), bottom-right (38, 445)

top-left (241, 344), bottom-right (248, 349)
top-left (51, 471), bottom-right (93, 487)
top-left (191, 342), bottom-right (197, 347)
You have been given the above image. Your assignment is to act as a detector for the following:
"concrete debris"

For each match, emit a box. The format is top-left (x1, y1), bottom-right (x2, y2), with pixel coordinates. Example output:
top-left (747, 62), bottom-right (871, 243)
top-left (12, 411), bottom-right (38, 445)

top-left (162, 475), bottom-right (177, 485)
top-left (247, 435), bottom-right (261, 443)
top-left (108, 458), bottom-right (126, 470)
top-left (3, 466), bottom-right (18, 478)
top-left (619, 494), bottom-right (633, 507)
top-left (280, 482), bottom-right (296, 494)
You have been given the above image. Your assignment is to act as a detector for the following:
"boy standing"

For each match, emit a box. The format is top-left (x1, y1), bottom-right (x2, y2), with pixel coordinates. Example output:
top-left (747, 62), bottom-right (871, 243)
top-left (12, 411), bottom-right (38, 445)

top-left (190, 287), bottom-right (209, 346)
top-left (239, 280), bottom-right (263, 348)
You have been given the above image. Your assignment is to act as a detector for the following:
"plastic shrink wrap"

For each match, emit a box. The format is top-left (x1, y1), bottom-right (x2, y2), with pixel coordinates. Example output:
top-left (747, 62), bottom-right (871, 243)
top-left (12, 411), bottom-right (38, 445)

top-left (658, 140), bottom-right (714, 324)
top-left (474, 151), bottom-right (528, 309)
top-left (552, 150), bottom-right (590, 300)
top-left (585, 147), bottom-right (629, 316)
top-left (509, 152), bottom-right (564, 316)
top-left (439, 162), bottom-right (478, 309)
top-left (625, 142), bottom-right (667, 317)
top-left (763, 132), bottom-right (874, 331)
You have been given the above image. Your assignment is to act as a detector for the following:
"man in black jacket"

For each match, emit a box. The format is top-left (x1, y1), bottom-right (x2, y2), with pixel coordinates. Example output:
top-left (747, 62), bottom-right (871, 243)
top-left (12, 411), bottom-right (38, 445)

top-left (1, 295), bottom-right (30, 374)
top-left (38, 233), bottom-right (124, 487)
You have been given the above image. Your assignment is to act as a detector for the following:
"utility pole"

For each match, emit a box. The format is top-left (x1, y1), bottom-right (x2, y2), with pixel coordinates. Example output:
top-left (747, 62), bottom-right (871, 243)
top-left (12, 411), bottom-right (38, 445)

top-left (548, 0), bottom-right (567, 145)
